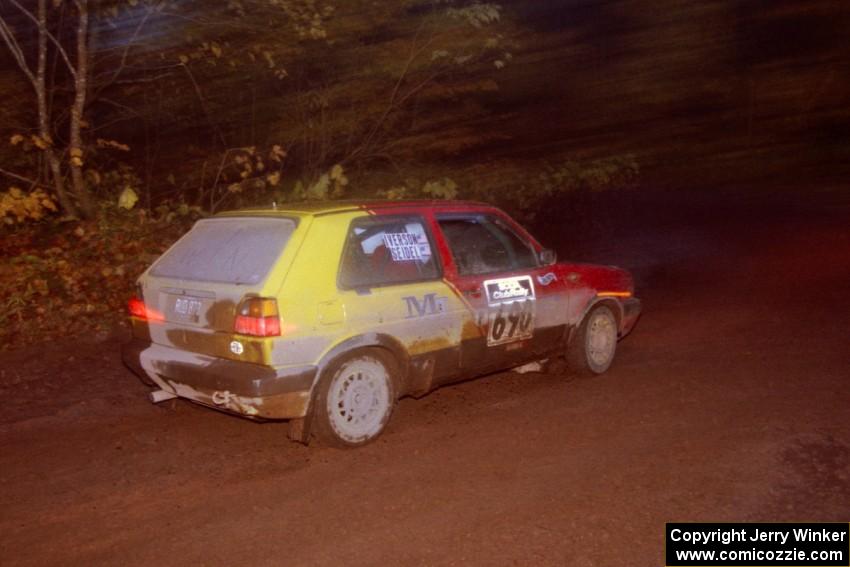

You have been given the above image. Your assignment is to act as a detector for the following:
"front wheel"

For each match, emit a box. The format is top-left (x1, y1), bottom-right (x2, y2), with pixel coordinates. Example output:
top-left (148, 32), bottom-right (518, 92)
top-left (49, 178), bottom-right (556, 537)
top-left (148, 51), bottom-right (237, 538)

top-left (312, 349), bottom-right (396, 448)
top-left (567, 305), bottom-right (618, 376)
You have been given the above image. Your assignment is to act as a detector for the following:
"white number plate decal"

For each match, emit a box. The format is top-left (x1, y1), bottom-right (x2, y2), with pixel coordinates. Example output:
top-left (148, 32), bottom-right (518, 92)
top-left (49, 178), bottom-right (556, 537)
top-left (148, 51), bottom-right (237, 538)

top-left (483, 276), bottom-right (535, 346)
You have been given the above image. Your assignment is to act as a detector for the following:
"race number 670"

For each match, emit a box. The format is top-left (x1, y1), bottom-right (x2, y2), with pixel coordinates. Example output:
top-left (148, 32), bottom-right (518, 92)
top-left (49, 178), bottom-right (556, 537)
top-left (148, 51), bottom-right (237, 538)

top-left (489, 300), bottom-right (534, 344)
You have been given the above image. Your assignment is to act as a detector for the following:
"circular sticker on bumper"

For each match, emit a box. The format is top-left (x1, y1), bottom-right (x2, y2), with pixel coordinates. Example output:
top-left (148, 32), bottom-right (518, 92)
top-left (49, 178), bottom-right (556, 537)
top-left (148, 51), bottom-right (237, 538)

top-left (230, 340), bottom-right (244, 355)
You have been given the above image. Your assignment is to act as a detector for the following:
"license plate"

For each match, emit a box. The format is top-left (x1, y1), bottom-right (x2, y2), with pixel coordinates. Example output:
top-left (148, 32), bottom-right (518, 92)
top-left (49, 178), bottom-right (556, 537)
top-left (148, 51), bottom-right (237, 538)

top-left (172, 296), bottom-right (203, 323)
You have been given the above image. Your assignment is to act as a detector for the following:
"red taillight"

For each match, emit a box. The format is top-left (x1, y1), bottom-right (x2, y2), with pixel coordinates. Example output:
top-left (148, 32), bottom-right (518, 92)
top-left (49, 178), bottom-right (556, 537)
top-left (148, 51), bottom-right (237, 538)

top-left (234, 297), bottom-right (281, 337)
top-left (128, 297), bottom-right (146, 318)
top-left (128, 296), bottom-right (164, 322)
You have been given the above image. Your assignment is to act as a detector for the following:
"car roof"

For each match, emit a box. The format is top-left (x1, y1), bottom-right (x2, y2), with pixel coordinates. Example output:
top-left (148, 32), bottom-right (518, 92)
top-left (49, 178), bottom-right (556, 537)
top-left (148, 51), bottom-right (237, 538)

top-left (219, 199), bottom-right (496, 217)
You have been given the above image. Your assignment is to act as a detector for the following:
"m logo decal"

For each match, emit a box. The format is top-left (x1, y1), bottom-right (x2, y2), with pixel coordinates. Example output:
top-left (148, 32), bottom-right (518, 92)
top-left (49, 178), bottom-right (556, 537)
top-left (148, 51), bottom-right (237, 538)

top-left (403, 293), bottom-right (447, 318)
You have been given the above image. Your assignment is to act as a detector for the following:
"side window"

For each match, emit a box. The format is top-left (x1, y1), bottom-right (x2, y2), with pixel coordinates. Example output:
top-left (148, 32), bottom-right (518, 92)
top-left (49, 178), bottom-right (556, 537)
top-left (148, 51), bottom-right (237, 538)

top-left (437, 215), bottom-right (538, 276)
top-left (339, 216), bottom-right (440, 288)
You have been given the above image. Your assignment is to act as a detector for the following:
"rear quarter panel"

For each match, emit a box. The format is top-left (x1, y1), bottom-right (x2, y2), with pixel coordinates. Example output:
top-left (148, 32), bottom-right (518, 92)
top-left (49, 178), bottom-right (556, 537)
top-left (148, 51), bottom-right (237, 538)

top-left (267, 213), bottom-right (351, 367)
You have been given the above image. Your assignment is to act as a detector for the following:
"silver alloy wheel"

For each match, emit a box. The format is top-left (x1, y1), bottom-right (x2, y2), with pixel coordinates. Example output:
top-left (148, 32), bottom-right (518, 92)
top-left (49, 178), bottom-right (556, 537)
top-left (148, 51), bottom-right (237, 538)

top-left (586, 308), bottom-right (617, 369)
top-left (326, 356), bottom-right (392, 444)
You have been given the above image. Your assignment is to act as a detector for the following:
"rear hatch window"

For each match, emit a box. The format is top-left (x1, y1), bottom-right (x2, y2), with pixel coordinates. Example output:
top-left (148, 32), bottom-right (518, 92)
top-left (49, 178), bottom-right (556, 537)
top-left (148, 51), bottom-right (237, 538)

top-left (150, 217), bottom-right (297, 285)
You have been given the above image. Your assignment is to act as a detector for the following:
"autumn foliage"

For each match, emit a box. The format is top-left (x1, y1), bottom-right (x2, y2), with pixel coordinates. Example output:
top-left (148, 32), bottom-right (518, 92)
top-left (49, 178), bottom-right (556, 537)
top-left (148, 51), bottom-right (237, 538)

top-left (0, 204), bottom-right (198, 350)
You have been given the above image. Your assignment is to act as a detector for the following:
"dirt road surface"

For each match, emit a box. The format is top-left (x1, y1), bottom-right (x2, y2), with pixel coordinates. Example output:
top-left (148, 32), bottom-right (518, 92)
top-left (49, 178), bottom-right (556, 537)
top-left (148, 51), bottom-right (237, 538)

top-left (2, 190), bottom-right (848, 566)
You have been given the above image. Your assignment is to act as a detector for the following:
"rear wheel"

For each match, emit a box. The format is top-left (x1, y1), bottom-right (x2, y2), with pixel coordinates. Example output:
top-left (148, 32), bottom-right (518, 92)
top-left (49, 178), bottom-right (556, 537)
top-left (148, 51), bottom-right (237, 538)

top-left (312, 349), bottom-right (396, 448)
top-left (567, 305), bottom-right (618, 375)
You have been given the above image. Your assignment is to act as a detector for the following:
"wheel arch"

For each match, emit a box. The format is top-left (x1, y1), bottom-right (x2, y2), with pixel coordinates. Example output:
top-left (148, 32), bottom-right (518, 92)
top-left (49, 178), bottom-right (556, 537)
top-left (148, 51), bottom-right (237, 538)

top-left (292, 334), bottom-right (408, 446)
top-left (568, 297), bottom-right (624, 345)
top-left (313, 332), bottom-right (410, 396)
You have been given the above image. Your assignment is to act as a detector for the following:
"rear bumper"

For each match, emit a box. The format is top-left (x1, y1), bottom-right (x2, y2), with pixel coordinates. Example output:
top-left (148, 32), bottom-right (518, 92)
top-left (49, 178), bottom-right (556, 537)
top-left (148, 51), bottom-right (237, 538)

top-left (620, 297), bottom-right (642, 337)
top-left (122, 339), bottom-right (317, 419)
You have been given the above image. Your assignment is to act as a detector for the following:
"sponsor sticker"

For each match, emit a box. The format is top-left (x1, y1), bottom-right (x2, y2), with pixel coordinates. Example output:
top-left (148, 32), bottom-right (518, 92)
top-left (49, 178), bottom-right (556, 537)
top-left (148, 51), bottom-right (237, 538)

top-left (382, 232), bottom-right (432, 262)
top-left (482, 276), bottom-right (536, 346)
top-left (537, 272), bottom-right (557, 286)
top-left (484, 275), bottom-right (535, 305)
top-left (402, 293), bottom-right (448, 319)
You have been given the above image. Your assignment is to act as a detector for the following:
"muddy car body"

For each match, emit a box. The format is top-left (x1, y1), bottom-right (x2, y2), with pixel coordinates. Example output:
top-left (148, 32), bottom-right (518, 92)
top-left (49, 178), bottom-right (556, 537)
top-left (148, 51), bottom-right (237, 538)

top-left (123, 200), bottom-right (641, 446)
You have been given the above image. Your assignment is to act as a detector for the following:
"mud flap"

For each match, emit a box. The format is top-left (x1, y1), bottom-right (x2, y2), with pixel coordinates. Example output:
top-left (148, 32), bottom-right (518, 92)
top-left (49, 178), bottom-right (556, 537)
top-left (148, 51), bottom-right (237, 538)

top-left (287, 416), bottom-right (311, 444)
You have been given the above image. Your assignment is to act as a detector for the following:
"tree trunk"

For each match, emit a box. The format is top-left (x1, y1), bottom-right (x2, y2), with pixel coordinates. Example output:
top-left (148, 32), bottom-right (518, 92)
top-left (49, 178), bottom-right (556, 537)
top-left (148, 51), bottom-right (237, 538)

top-left (69, 0), bottom-right (93, 217)
top-left (46, 148), bottom-right (75, 215)
top-left (36, 0), bottom-right (77, 216)
top-left (0, 0), bottom-right (79, 216)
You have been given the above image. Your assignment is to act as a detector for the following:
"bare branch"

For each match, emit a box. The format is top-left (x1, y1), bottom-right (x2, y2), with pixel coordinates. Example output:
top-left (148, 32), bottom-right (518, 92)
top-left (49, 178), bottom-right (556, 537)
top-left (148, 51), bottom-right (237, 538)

top-left (112, 71), bottom-right (177, 84)
top-left (344, 23), bottom-right (435, 164)
top-left (7, 0), bottom-right (78, 79)
top-left (0, 13), bottom-right (36, 86)
top-left (90, 114), bottom-right (142, 133)
top-left (93, 3), bottom-right (158, 100)
top-left (96, 96), bottom-right (141, 115)
top-left (158, 10), bottom-right (278, 32)
top-left (88, 95), bottom-right (144, 132)
top-left (396, 68), bottom-right (445, 107)
top-left (0, 167), bottom-right (48, 189)
top-left (181, 62), bottom-right (228, 147)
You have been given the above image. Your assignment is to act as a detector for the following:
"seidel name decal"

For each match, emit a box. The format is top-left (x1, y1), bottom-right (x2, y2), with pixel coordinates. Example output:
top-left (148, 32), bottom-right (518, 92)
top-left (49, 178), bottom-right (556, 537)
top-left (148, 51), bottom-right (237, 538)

top-left (382, 232), bottom-right (431, 262)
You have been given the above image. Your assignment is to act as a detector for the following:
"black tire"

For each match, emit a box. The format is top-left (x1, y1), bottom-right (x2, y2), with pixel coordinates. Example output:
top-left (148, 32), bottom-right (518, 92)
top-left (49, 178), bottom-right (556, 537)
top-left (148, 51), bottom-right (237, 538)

top-left (312, 348), bottom-right (397, 448)
top-left (567, 305), bottom-right (618, 376)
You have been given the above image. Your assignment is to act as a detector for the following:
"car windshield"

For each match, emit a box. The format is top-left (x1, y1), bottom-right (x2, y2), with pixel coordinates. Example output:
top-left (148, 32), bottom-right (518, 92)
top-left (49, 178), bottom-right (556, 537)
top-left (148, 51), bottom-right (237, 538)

top-left (150, 217), bottom-right (297, 285)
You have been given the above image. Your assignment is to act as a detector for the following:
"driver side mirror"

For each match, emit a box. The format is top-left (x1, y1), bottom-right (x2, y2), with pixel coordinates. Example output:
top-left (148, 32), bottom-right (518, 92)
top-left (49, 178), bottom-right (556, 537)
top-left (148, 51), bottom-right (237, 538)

top-left (539, 248), bottom-right (557, 266)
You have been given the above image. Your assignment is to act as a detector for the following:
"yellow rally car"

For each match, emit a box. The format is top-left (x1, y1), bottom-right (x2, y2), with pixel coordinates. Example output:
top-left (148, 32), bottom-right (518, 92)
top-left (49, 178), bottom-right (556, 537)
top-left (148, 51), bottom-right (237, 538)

top-left (123, 200), bottom-right (640, 447)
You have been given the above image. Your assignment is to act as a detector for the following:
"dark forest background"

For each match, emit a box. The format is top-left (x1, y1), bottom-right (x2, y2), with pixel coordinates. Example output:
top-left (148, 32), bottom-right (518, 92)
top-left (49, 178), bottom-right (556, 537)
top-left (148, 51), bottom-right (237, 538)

top-left (1, 0), bottom-right (848, 347)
